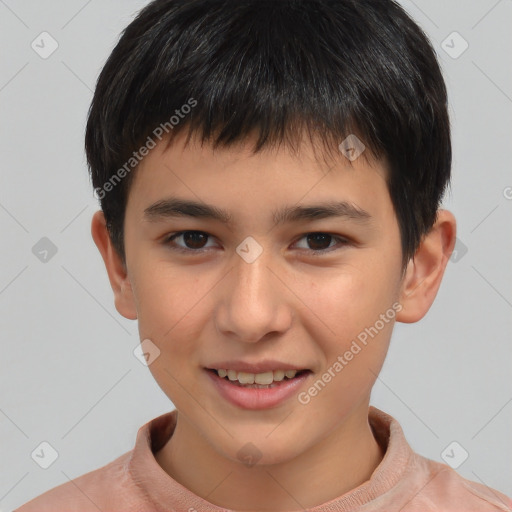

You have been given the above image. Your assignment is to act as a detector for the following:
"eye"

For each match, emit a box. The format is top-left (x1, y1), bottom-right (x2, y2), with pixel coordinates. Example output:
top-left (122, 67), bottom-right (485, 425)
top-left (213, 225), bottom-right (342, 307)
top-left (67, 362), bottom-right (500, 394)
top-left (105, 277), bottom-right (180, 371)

top-left (162, 230), bottom-right (351, 255)
top-left (293, 232), bottom-right (350, 255)
top-left (163, 231), bottom-right (217, 253)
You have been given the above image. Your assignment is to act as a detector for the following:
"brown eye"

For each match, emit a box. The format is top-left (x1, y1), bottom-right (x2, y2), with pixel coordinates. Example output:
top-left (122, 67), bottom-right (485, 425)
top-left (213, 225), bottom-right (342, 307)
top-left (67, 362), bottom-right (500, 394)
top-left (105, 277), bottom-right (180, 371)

top-left (305, 233), bottom-right (333, 250)
top-left (181, 231), bottom-right (209, 249)
top-left (293, 232), bottom-right (350, 255)
top-left (165, 231), bottom-right (215, 252)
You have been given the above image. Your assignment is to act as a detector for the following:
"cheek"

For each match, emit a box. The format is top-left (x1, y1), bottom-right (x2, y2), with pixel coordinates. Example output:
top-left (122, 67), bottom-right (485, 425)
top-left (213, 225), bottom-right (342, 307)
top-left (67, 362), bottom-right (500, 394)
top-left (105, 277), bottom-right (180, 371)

top-left (300, 264), bottom-right (396, 339)
top-left (132, 263), bottom-right (208, 404)
top-left (298, 261), bottom-right (397, 389)
top-left (131, 260), bottom-right (206, 353)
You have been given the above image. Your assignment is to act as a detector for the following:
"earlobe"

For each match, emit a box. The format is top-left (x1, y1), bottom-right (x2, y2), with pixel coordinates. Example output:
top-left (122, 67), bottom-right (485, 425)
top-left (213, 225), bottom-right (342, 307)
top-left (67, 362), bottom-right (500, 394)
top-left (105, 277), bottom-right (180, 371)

top-left (91, 210), bottom-right (138, 320)
top-left (396, 209), bottom-right (457, 323)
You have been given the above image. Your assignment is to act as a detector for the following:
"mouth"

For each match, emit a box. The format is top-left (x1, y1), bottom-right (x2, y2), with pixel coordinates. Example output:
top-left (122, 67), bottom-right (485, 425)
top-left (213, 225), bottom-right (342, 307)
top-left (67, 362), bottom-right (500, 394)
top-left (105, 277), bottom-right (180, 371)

top-left (204, 367), bottom-right (313, 410)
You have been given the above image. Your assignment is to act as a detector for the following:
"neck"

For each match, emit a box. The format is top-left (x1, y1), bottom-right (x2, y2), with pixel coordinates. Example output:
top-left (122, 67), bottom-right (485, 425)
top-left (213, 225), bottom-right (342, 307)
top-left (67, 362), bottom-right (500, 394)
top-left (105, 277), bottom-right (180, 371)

top-left (155, 402), bottom-right (383, 511)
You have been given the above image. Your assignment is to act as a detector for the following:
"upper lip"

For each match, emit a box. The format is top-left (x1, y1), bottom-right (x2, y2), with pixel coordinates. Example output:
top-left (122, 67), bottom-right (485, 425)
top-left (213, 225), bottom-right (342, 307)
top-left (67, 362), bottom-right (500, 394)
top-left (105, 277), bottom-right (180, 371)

top-left (205, 360), bottom-right (310, 373)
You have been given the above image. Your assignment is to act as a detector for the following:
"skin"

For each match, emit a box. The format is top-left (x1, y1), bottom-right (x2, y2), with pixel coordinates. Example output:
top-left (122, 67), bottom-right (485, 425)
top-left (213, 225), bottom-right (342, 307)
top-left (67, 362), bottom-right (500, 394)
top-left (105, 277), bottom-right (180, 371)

top-left (92, 130), bottom-right (456, 511)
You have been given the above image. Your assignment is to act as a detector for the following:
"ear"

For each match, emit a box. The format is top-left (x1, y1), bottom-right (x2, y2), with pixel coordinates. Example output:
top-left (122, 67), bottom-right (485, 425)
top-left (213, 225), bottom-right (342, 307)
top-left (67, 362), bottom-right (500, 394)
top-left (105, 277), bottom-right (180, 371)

top-left (396, 209), bottom-right (456, 323)
top-left (91, 210), bottom-right (138, 320)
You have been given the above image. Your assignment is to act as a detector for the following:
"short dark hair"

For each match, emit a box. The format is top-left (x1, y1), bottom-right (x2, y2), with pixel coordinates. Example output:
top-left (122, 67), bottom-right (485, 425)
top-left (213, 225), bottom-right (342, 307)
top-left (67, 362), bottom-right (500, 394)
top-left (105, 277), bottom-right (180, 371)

top-left (85, 0), bottom-right (451, 268)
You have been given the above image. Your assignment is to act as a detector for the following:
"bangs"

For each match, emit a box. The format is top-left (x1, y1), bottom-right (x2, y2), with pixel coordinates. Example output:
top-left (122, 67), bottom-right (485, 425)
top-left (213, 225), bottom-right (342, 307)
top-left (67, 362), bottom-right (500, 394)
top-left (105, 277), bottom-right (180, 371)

top-left (94, 0), bottom-right (398, 168)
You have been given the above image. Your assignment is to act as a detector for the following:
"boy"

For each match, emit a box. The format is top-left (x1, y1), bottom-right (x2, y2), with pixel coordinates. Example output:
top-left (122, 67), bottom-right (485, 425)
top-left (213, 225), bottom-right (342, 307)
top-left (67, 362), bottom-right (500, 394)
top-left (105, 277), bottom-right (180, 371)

top-left (15, 0), bottom-right (512, 510)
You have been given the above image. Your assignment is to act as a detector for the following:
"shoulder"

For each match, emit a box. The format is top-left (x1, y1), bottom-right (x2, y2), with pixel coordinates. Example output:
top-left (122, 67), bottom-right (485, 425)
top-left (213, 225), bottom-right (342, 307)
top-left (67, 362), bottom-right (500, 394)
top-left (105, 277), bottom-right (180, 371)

top-left (13, 450), bottom-right (146, 512)
top-left (406, 453), bottom-right (512, 511)
top-left (369, 407), bottom-right (511, 511)
top-left (14, 411), bottom-right (178, 512)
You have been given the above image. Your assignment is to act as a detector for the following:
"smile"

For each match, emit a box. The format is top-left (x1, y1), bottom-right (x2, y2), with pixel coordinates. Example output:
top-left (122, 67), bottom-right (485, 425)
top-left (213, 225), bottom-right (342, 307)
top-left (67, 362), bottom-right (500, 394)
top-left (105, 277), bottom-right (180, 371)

top-left (205, 368), bottom-right (312, 409)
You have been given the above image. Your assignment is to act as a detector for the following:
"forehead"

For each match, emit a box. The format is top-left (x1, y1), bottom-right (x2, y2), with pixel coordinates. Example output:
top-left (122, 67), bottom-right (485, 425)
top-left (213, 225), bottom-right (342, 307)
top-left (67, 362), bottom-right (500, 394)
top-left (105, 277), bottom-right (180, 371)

top-left (126, 130), bottom-right (392, 224)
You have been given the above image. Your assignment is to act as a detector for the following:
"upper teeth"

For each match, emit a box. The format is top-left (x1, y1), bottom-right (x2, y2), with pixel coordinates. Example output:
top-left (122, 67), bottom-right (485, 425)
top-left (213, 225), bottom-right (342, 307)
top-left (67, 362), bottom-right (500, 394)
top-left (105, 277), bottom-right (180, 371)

top-left (216, 369), bottom-right (299, 384)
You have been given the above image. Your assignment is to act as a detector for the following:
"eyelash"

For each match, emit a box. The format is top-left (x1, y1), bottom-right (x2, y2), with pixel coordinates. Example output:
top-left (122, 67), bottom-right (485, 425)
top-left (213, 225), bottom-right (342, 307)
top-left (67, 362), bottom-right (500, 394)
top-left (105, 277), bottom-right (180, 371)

top-left (162, 231), bottom-right (351, 256)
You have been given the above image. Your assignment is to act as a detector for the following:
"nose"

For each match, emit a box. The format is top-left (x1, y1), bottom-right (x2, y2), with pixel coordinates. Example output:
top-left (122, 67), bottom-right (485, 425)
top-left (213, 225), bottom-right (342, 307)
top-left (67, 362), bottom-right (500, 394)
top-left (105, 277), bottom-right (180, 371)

top-left (214, 245), bottom-right (293, 343)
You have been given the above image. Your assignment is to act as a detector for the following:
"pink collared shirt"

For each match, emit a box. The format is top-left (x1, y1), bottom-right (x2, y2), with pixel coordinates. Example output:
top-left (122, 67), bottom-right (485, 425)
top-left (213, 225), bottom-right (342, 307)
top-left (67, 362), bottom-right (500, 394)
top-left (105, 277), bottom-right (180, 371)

top-left (14, 407), bottom-right (512, 511)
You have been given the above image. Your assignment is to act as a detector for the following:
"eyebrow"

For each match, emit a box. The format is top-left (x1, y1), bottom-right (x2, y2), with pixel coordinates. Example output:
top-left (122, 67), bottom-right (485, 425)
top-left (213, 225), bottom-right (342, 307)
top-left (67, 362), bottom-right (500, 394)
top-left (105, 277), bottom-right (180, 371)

top-left (143, 196), bottom-right (372, 226)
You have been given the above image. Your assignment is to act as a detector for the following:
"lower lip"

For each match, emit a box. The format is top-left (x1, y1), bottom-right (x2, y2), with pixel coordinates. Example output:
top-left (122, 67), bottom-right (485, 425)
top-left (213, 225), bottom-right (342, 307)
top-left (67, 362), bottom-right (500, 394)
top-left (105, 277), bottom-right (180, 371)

top-left (205, 369), bottom-right (312, 410)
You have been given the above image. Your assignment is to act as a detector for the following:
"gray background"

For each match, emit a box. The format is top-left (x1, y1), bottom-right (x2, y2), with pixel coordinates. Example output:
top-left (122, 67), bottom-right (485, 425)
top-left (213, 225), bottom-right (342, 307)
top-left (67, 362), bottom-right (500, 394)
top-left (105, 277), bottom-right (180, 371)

top-left (1, 0), bottom-right (511, 509)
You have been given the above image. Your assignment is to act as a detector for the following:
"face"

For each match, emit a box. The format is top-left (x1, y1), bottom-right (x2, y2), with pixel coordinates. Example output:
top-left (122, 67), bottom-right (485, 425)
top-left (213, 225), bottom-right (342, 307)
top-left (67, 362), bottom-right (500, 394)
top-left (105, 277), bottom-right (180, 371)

top-left (121, 131), bottom-right (405, 465)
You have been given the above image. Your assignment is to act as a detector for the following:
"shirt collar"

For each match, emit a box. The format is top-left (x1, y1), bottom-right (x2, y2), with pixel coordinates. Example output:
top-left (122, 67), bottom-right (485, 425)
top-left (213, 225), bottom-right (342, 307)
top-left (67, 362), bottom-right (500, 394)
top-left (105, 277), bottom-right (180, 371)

top-left (128, 406), bottom-right (414, 511)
